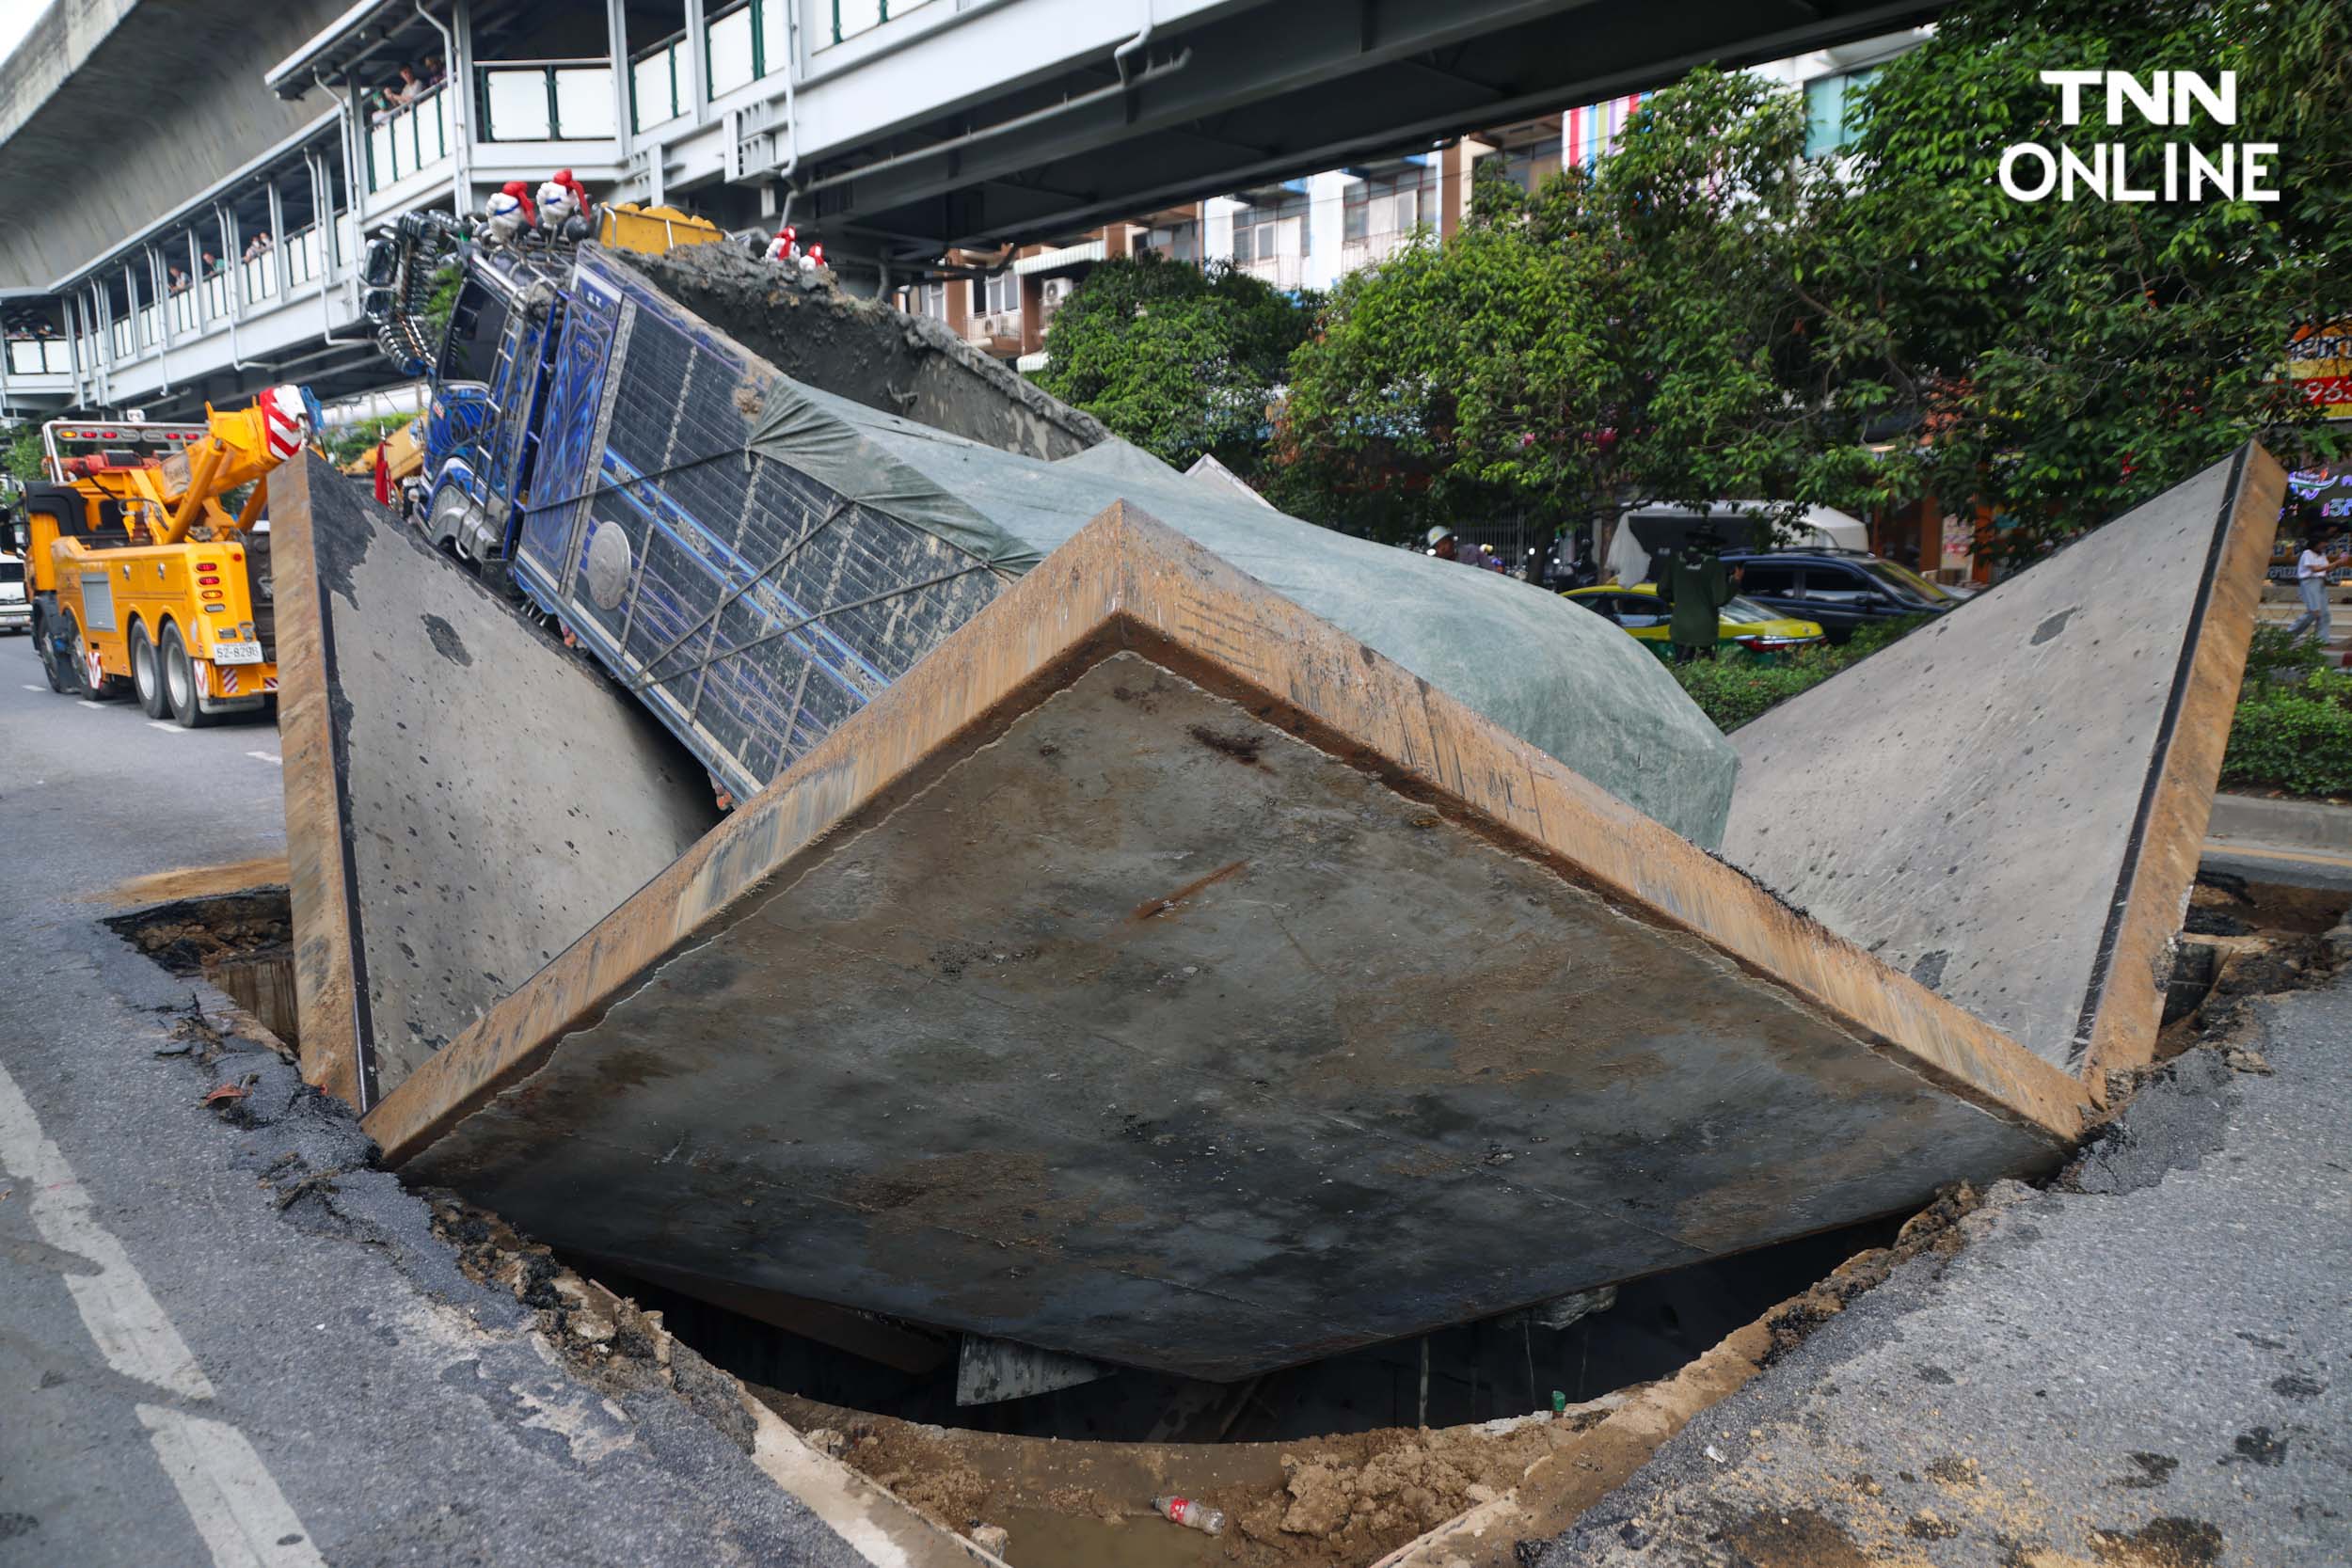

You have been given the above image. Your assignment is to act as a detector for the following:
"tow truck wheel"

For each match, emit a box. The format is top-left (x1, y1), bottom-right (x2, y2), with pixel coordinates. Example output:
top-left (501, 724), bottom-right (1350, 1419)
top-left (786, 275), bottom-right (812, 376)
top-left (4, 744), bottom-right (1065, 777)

top-left (55, 607), bottom-right (127, 700)
top-left (33, 606), bottom-right (72, 694)
top-left (159, 621), bottom-right (215, 729)
top-left (129, 621), bottom-right (167, 718)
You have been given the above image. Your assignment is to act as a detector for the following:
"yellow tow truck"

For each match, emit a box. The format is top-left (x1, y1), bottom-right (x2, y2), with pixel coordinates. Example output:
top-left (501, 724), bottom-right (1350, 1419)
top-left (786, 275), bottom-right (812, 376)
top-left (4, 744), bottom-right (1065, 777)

top-left (15, 385), bottom-right (317, 725)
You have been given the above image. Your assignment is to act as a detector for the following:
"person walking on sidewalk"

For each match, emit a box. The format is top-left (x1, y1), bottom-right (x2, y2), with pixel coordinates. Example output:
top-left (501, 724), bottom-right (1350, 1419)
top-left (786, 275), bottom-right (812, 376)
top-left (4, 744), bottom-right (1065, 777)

top-left (2288, 525), bottom-right (2351, 646)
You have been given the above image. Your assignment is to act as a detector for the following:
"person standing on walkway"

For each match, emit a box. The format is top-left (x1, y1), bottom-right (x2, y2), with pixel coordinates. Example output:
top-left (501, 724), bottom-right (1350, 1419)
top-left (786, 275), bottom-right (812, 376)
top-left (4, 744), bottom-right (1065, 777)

top-left (2288, 526), bottom-right (2351, 645)
top-left (1657, 530), bottom-right (1734, 662)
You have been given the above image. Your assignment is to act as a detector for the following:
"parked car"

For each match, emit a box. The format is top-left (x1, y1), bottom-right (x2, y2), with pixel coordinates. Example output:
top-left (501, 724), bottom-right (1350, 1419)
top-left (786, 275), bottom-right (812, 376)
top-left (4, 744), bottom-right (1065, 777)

top-left (1562, 584), bottom-right (1824, 661)
top-left (0, 552), bottom-right (27, 635)
top-left (1716, 548), bottom-right (1960, 642)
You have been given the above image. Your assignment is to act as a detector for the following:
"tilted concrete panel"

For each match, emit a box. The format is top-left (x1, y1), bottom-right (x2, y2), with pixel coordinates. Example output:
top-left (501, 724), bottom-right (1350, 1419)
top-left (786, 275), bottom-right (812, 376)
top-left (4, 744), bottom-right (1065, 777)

top-left (273, 454), bottom-right (719, 1110)
top-left (1722, 446), bottom-right (2284, 1080)
top-left (364, 503), bottom-right (2088, 1382)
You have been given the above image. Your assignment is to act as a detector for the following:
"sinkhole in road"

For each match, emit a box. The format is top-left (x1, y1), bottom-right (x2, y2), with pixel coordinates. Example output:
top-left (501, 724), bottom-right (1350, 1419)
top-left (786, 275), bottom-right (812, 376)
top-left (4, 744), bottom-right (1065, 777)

top-left (560, 1212), bottom-right (1917, 1568)
top-left (103, 871), bottom-right (2347, 1567)
top-left (103, 884), bottom-right (298, 1046)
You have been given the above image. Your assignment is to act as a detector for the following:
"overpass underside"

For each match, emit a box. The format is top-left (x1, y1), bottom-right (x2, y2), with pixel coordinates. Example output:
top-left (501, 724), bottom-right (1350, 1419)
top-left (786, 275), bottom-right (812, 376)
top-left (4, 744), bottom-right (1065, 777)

top-left (800, 0), bottom-right (1943, 251)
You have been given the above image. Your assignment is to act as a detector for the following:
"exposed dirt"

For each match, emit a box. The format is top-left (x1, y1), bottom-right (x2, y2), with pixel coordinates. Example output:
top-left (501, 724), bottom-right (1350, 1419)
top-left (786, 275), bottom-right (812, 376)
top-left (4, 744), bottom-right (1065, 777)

top-left (614, 240), bottom-right (1107, 461)
top-left (753, 1385), bottom-right (1621, 1568)
top-left (102, 887), bottom-right (292, 975)
top-left (2144, 876), bottom-right (2351, 1072)
top-left (1757, 1183), bottom-right (1982, 1367)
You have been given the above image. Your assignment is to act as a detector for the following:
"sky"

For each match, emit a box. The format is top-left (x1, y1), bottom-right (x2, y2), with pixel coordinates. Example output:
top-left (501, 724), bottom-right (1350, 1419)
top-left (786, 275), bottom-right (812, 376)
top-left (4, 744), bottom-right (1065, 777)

top-left (0, 0), bottom-right (51, 76)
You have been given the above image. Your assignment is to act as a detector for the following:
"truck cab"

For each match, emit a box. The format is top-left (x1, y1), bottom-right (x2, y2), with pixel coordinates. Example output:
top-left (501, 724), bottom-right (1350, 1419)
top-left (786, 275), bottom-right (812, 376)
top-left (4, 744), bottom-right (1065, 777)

top-left (417, 252), bottom-right (570, 590)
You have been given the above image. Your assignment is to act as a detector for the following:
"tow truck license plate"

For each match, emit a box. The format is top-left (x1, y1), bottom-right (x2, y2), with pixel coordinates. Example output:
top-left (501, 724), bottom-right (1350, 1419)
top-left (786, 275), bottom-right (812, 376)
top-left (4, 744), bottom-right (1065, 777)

top-left (212, 641), bottom-right (264, 665)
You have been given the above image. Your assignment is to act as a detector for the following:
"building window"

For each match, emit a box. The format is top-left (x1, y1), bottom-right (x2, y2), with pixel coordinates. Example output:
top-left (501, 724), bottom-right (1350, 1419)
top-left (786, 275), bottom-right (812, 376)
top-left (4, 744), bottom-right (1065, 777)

top-left (1142, 222), bottom-right (1199, 262)
top-left (1804, 67), bottom-right (1878, 158)
top-left (978, 270), bottom-right (1018, 315)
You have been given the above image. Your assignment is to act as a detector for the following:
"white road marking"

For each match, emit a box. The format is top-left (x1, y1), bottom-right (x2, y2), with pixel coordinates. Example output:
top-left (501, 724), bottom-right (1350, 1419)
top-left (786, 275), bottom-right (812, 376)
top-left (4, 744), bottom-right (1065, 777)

top-left (23, 683), bottom-right (45, 690)
top-left (150, 721), bottom-right (186, 734)
top-left (246, 752), bottom-right (282, 767)
top-left (0, 1059), bottom-right (322, 1567)
top-left (137, 1405), bottom-right (326, 1568)
top-left (78, 700), bottom-right (107, 709)
top-left (0, 1060), bottom-right (212, 1400)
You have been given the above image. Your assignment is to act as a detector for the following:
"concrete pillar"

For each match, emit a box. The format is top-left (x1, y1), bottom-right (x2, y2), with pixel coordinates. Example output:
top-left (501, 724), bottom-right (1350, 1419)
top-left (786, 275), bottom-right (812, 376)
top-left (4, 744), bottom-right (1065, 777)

top-left (217, 203), bottom-right (244, 315)
top-left (1104, 223), bottom-right (1133, 260)
top-left (267, 180), bottom-right (287, 301)
top-left (449, 0), bottom-right (477, 217)
top-left (1439, 141), bottom-right (1469, 239)
top-left (1019, 272), bottom-right (1044, 356)
top-left (684, 0), bottom-right (709, 123)
top-left (1304, 170), bottom-right (1349, 292)
top-left (345, 79), bottom-right (372, 219)
top-left (64, 293), bottom-right (87, 404)
top-left (1203, 197), bottom-right (1241, 262)
top-left (151, 247), bottom-right (171, 351)
top-left (606, 0), bottom-right (635, 161)
top-left (945, 277), bottom-right (969, 340)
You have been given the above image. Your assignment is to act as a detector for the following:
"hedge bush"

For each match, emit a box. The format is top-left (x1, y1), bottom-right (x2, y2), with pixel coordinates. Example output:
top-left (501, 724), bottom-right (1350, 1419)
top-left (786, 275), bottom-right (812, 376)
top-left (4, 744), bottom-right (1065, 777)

top-left (2222, 665), bottom-right (2352, 800)
top-left (1671, 615), bottom-right (1932, 732)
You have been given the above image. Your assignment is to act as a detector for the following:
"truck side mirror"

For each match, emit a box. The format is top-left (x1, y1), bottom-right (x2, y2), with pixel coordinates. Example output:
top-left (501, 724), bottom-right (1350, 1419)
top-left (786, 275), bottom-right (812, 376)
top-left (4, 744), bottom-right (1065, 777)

top-left (362, 237), bottom-right (400, 290)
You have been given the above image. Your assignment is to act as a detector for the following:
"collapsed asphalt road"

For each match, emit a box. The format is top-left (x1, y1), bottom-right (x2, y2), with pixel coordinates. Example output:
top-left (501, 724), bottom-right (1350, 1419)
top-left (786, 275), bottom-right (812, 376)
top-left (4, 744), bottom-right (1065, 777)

top-left (0, 673), bottom-right (865, 1568)
top-left (1538, 934), bottom-right (2352, 1567)
top-left (8, 661), bottom-right (2352, 1568)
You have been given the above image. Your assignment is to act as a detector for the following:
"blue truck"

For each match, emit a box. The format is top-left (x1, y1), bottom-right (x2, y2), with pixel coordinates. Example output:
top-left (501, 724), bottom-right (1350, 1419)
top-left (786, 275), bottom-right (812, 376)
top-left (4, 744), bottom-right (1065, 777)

top-left (361, 218), bottom-right (1100, 804)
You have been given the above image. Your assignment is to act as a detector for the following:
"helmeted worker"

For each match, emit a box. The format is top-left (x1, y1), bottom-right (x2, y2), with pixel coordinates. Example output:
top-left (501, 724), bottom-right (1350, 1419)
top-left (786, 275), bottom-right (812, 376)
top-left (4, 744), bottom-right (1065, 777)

top-left (536, 177), bottom-right (595, 243)
top-left (482, 181), bottom-right (535, 245)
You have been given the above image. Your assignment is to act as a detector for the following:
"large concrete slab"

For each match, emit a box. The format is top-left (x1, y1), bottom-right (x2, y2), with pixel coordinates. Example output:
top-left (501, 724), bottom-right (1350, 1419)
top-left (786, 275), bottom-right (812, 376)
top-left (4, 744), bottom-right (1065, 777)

top-left (274, 453), bottom-right (719, 1110)
top-left (1723, 446), bottom-right (2284, 1080)
top-left (364, 503), bottom-right (2088, 1382)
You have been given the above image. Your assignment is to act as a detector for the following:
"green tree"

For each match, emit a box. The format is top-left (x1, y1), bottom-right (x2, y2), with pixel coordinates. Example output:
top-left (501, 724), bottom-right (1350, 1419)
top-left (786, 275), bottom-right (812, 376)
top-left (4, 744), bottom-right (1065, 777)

top-left (320, 411), bottom-right (416, 468)
top-left (3, 423), bottom-right (44, 485)
top-left (1819, 0), bottom-right (2351, 556)
top-left (1276, 68), bottom-right (1866, 545)
top-left (1035, 252), bottom-right (1315, 474)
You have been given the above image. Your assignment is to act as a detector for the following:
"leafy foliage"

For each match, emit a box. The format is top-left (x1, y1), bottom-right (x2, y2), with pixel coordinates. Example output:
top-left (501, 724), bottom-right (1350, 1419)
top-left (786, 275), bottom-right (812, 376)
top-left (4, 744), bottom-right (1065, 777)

top-left (1819, 0), bottom-right (2351, 556)
top-left (1669, 614), bottom-right (1932, 731)
top-left (422, 263), bottom-right (464, 347)
top-left (1034, 253), bottom-right (1315, 474)
top-left (2224, 667), bottom-right (2352, 799)
top-left (1277, 69), bottom-right (1866, 545)
top-left (3, 423), bottom-right (44, 485)
top-left (320, 411), bottom-right (416, 467)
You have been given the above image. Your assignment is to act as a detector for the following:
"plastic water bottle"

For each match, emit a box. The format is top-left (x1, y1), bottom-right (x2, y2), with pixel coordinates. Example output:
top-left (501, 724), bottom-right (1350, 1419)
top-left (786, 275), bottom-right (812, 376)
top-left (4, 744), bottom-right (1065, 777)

top-left (1153, 1496), bottom-right (1226, 1536)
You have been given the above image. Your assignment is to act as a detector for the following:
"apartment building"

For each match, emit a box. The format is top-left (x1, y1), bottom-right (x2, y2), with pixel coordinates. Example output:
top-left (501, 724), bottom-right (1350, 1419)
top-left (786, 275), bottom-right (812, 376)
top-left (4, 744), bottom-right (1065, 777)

top-left (898, 29), bottom-right (1928, 377)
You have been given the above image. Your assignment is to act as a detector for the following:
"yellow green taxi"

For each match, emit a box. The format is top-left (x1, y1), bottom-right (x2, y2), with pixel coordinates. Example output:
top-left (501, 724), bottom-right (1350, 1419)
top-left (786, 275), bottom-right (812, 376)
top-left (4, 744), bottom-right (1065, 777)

top-left (1561, 584), bottom-right (1825, 661)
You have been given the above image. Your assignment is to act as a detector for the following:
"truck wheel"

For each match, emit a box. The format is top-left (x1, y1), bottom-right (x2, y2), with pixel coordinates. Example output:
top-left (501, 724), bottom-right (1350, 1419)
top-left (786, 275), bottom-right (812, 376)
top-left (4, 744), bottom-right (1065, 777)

top-left (129, 620), bottom-right (168, 718)
top-left (56, 607), bottom-right (127, 699)
top-left (33, 606), bottom-right (72, 693)
top-left (160, 621), bottom-right (215, 728)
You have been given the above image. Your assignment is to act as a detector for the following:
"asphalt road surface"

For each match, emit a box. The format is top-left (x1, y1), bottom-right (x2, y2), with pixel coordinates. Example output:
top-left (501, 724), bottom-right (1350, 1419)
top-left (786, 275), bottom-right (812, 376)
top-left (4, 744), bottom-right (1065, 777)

top-left (0, 650), bottom-right (862, 1568)
top-left (1541, 940), bottom-right (2352, 1566)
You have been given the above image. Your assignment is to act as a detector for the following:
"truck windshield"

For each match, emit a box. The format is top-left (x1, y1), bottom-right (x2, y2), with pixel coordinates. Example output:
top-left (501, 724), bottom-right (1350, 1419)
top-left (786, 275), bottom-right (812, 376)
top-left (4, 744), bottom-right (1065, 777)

top-left (439, 280), bottom-right (512, 386)
top-left (0, 560), bottom-right (22, 585)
